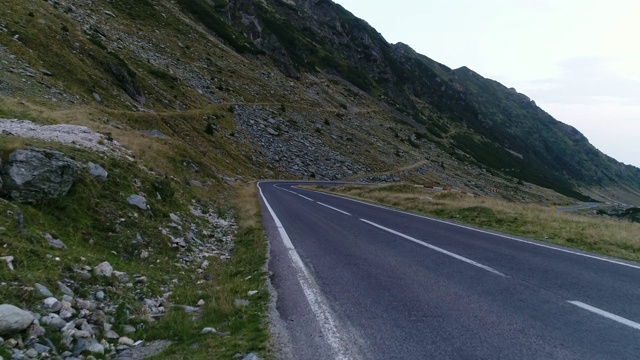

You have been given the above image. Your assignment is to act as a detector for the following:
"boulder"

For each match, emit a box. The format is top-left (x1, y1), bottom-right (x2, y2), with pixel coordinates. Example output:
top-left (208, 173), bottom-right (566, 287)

top-left (0, 148), bottom-right (80, 203)
top-left (0, 304), bottom-right (35, 335)
top-left (127, 195), bottom-right (147, 210)
top-left (94, 262), bottom-right (113, 277)
top-left (44, 233), bottom-right (66, 249)
top-left (34, 283), bottom-right (53, 298)
top-left (88, 162), bottom-right (108, 181)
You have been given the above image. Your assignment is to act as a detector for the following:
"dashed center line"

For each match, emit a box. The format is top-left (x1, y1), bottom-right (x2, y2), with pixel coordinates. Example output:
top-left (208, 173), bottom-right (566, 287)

top-left (317, 202), bottom-right (352, 216)
top-left (568, 301), bottom-right (640, 331)
top-left (360, 218), bottom-right (507, 277)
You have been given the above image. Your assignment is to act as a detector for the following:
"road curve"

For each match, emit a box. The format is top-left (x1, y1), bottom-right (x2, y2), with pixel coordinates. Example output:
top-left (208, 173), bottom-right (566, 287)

top-left (260, 181), bottom-right (640, 359)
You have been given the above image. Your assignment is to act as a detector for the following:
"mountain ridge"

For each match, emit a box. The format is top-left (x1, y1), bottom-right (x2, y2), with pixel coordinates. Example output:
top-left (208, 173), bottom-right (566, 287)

top-left (216, 0), bottom-right (640, 203)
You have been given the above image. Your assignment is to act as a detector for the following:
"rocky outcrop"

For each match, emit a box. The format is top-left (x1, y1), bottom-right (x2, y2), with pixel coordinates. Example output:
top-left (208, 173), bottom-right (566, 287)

top-left (0, 304), bottom-right (34, 335)
top-left (234, 105), bottom-right (370, 180)
top-left (0, 147), bottom-right (80, 203)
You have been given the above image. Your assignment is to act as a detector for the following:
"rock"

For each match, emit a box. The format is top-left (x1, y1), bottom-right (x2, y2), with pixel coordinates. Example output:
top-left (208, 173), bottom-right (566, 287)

top-left (34, 283), bottom-right (53, 298)
top-left (92, 92), bottom-right (102, 103)
top-left (95, 291), bottom-right (105, 300)
top-left (33, 343), bottom-right (50, 354)
top-left (243, 353), bottom-right (262, 360)
top-left (113, 271), bottom-right (128, 282)
top-left (93, 262), bottom-right (113, 277)
top-left (200, 327), bottom-right (217, 334)
top-left (74, 330), bottom-right (91, 338)
top-left (57, 281), bottom-right (74, 296)
top-left (4, 337), bottom-right (17, 348)
top-left (76, 299), bottom-right (95, 310)
top-left (88, 310), bottom-right (105, 326)
top-left (0, 148), bottom-right (80, 203)
top-left (44, 233), bottom-right (66, 249)
top-left (0, 256), bottom-right (14, 271)
top-left (104, 10), bottom-right (116, 18)
top-left (196, 299), bottom-right (205, 307)
top-left (104, 329), bottom-right (119, 339)
top-left (127, 195), bottom-right (147, 210)
top-left (169, 213), bottom-right (182, 224)
top-left (234, 299), bottom-right (250, 307)
top-left (72, 338), bottom-right (86, 355)
top-left (0, 304), bottom-right (35, 335)
top-left (43, 297), bottom-right (62, 312)
top-left (121, 325), bottom-right (136, 334)
top-left (118, 337), bottom-right (135, 346)
top-left (87, 162), bottom-right (108, 181)
top-left (139, 129), bottom-right (169, 139)
top-left (41, 314), bottom-right (66, 330)
top-left (28, 323), bottom-right (46, 338)
top-left (247, 290), bottom-right (258, 296)
top-left (24, 348), bottom-right (38, 358)
top-left (59, 310), bottom-right (74, 321)
top-left (140, 251), bottom-right (149, 259)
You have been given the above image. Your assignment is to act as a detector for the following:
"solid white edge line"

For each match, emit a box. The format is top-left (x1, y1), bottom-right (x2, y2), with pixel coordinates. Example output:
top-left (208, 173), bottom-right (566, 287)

top-left (257, 182), bottom-right (351, 360)
top-left (568, 301), bottom-right (640, 331)
top-left (360, 218), bottom-right (507, 277)
top-left (299, 187), bottom-right (640, 271)
top-left (317, 202), bottom-right (352, 216)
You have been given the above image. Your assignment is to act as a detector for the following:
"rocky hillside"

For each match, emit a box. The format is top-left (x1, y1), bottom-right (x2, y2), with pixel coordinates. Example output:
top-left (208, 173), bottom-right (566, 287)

top-left (216, 0), bottom-right (640, 204)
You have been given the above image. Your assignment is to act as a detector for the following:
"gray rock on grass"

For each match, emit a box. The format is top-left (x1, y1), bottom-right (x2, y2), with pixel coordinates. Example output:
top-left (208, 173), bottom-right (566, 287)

top-left (0, 148), bottom-right (80, 203)
top-left (88, 162), bottom-right (108, 181)
top-left (34, 283), bottom-right (53, 298)
top-left (44, 233), bottom-right (66, 249)
top-left (94, 262), bottom-right (114, 277)
top-left (127, 195), bottom-right (147, 210)
top-left (0, 304), bottom-right (35, 335)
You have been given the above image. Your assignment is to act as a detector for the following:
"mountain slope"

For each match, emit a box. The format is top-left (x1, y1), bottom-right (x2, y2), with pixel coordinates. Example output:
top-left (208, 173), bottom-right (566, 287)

top-left (215, 0), bottom-right (640, 203)
top-left (0, 0), bottom-right (638, 206)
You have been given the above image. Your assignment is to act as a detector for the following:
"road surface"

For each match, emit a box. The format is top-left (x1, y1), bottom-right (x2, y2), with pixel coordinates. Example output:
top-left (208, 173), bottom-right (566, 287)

top-left (260, 181), bottom-right (640, 359)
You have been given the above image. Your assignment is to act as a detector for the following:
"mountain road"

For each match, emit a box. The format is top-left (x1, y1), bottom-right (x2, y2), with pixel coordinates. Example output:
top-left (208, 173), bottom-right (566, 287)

top-left (260, 181), bottom-right (640, 359)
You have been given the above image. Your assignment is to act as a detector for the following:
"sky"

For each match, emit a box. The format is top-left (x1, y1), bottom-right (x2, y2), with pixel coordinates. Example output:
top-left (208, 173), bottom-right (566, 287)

top-left (332, 0), bottom-right (640, 168)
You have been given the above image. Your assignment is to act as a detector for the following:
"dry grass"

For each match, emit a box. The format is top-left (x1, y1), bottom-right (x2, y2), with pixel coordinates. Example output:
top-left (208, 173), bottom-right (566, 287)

top-left (232, 182), bottom-right (262, 228)
top-left (318, 183), bottom-right (640, 262)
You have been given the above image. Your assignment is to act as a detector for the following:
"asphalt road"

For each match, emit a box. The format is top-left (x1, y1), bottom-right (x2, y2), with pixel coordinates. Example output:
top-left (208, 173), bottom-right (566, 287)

top-left (259, 181), bottom-right (640, 359)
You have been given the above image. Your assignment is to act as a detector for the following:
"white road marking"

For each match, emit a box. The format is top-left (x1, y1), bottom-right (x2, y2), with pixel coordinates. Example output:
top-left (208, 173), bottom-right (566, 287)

top-left (360, 219), bottom-right (507, 277)
top-left (258, 183), bottom-right (352, 360)
top-left (317, 202), bottom-right (352, 216)
top-left (568, 301), bottom-right (640, 331)
top-left (300, 188), bottom-right (640, 271)
top-left (274, 184), bottom-right (315, 201)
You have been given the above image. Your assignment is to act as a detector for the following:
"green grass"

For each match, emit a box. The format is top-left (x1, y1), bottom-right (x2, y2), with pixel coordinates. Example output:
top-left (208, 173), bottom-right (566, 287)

top-left (146, 184), bottom-right (271, 359)
top-left (0, 137), bottom-right (270, 358)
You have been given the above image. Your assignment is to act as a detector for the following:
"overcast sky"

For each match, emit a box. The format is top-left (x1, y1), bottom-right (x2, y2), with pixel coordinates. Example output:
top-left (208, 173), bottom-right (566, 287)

top-left (332, 0), bottom-right (640, 168)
